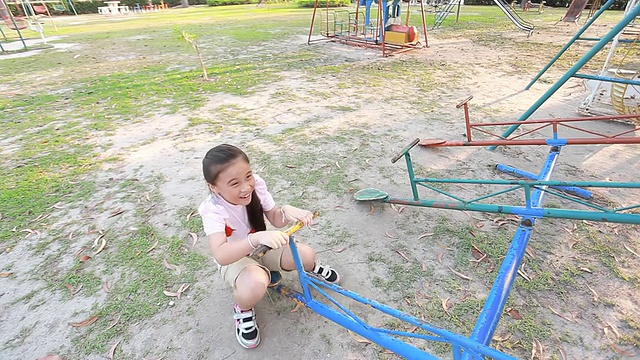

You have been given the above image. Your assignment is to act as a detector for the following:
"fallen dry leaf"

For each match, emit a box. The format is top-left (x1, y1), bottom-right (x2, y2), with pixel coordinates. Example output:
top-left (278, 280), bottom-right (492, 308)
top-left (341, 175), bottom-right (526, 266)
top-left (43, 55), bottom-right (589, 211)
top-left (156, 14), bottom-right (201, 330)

top-left (368, 204), bottom-right (374, 216)
top-left (108, 339), bottom-right (121, 360)
top-left (558, 346), bottom-right (567, 360)
top-left (579, 267), bottom-right (592, 273)
top-left (0, 213), bottom-right (2, 221)
top-left (348, 330), bottom-right (372, 344)
top-left (189, 232), bottom-right (198, 246)
top-left (79, 255), bottom-right (92, 263)
top-left (474, 222), bottom-right (485, 228)
top-left (102, 281), bottom-right (111, 293)
top-left (396, 250), bottom-right (410, 262)
top-left (186, 211), bottom-right (196, 222)
top-left (73, 247), bottom-right (86, 258)
top-left (93, 234), bottom-right (104, 248)
top-left (441, 297), bottom-right (452, 315)
top-left (108, 208), bottom-right (124, 218)
top-left (105, 315), bottom-right (121, 331)
top-left (146, 240), bottom-right (159, 253)
top-left (506, 308), bottom-right (522, 320)
top-left (383, 349), bottom-right (394, 354)
top-left (162, 258), bottom-right (181, 275)
top-left (421, 261), bottom-right (427, 272)
top-left (609, 343), bottom-right (634, 356)
top-left (404, 298), bottom-right (411, 306)
top-left (94, 237), bottom-right (107, 256)
top-left (469, 230), bottom-right (477, 238)
top-left (0, 272), bottom-right (14, 278)
top-left (525, 246), bottom-right (536, 259)
top-left (177, 283), bottom-right (190, 299)
top-left (163, 290), bottom-right (179, 297)
top-left (623, 243), bottom-right (640, 258)
top-left (69, 315), bottom-right (98, 328)
top-left (606, 321), bottom-right (621, 339)
top-left (37, 356), bottom-right (62, 360)
top-left (448, 267), bottom-right (472, 280)
top-left (418, 232), bottom-right (434, 240)
top-left (68, 231), bottom-right (74, 240)
top-left (290, 302), bottom-right (304, 313)
top-left (548, 306), bottom-right (572, 322)
top-left (385, 230), bottom-right (398, 239)
top-left (492, 333), bottom-right (512, 342)
top-left (586, 284), bottom-right (599, 302)
top-left (531, 338), bottom-right (544, 360)
top-left (331, 246), bottom-right (347, 253)
top-left (470, 243), bottom-right (485, 260)
top-left (437, 253), bottom-right (445, 264)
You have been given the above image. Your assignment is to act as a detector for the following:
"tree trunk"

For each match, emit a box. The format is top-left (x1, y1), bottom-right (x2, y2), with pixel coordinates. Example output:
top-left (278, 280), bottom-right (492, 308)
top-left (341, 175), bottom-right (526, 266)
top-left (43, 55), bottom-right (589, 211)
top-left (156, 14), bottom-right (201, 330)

top-left (181, 0), bottom-right (189, 8)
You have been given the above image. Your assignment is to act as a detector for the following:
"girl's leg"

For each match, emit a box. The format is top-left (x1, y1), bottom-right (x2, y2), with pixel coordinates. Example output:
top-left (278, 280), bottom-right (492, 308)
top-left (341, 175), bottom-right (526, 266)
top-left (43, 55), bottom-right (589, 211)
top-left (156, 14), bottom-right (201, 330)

top-left (234, 265), bottom-right (270, 309)
top-left (279, 243), bottom-right (316, 272)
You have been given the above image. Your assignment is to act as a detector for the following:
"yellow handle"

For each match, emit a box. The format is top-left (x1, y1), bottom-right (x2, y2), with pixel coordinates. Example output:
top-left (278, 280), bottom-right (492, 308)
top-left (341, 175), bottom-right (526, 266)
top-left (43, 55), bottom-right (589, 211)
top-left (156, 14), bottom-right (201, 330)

top-left (251, 211), bottom-right (319, 258)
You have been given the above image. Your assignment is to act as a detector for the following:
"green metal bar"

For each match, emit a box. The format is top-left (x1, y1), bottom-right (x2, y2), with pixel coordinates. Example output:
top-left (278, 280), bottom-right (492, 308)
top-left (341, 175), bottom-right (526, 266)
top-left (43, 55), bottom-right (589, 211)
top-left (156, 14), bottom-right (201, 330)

top-left (496, 3), bottom-right (640, 149)
top-left (540, 187), bottom-right (608, 212)
top-left (465, 185), bottom-right (524, 205)
top-left (573, 74), bottom-right (640, 86)
top-left (417, 182), bottom-right (468, 203)
top-left (386, 197), bottom-right (640, 224)
top-left (405, 152), bottom-right (419, 201)
top-left (413, 178), bottom-right (640, 189)
top-left (525, 0), bottom-right (615, 90)
top-left (615, 203), bottom-right (640, 212)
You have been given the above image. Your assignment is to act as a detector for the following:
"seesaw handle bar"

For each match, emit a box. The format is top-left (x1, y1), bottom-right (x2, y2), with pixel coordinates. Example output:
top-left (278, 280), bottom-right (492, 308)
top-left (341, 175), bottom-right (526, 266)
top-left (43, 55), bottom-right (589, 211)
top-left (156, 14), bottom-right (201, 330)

top-left (391, 138), bottom-right (420, 164)
top-left (250, 211), bottom-right (320, 258)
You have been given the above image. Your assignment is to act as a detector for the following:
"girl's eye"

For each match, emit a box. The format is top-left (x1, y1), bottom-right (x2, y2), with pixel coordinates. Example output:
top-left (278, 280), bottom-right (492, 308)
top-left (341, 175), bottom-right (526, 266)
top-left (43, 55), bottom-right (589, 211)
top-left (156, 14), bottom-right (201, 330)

top-left (246, 174), bottom-right (253, 180)
top-left (230, 182), bottom-right (239, 187)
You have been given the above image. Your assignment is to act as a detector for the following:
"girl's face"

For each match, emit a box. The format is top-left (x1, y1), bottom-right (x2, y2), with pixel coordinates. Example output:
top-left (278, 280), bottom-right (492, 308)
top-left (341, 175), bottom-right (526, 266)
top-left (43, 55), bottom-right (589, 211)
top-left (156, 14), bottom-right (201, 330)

top-left (210, 158), bottom-right (255, 206)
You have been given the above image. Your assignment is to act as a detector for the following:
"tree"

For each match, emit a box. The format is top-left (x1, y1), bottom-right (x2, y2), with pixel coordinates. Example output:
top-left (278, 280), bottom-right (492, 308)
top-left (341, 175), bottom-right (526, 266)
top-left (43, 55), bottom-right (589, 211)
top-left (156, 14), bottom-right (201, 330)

top-left (181, 0), bottom-right (189, 8)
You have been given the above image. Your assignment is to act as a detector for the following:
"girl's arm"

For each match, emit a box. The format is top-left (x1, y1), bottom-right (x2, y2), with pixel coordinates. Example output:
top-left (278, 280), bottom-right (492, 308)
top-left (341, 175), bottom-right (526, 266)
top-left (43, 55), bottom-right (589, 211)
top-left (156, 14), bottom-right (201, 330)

top-left (208, 230), bottom-right (290, 265)
top-left (264, 205), bottom-right (314, 228)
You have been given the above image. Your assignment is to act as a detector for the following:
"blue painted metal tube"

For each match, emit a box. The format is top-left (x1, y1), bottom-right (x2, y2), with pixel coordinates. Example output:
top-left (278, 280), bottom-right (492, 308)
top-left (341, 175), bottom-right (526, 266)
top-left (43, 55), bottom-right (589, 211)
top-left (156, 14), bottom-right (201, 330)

top-left (496, 163), bottom-right (592, 199)
top-left (496, 2), bottom-right (640, 149)
top-left (467, 148), bottom-right (558, 348)
top-left (289, 237), bottom-right (313, 301)
top-left (298, 277), bottom-right (518, 359)
top-left (466, 224), bottom-right (534, 349)
top-left (525, 0), bottom-right (615, 90)
top-left (572, 73), bottom-right (640, 86)
top-left (385, 197), bottom-right (640, 224)
top-left (406, 153), bottom-right (420, 200)
top-left (412, 178), bottom-right (640, 189)
top-left (577, 37), bottom-right (637, 43)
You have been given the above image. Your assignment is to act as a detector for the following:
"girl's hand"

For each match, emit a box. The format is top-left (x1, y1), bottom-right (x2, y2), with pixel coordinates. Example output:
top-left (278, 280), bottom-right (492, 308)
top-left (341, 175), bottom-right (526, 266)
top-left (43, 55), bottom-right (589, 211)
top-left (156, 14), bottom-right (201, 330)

top-left (251, 231), bottom-right (289, 250)
top-left (281, 205), bottom-right (314, 226)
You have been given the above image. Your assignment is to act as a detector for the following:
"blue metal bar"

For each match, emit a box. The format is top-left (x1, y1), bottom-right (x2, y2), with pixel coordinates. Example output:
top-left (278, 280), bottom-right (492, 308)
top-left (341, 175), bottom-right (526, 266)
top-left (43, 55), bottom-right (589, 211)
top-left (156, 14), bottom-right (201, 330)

top-left (572, 74), bottom-right (640, 86)
top-left (468, 148), bottom-right (558, 347)
top-left (495, 3), bottom-right (640, 149)
top-left (539, 187), bottom-right (607, 212)
top-left (466, 224), bottom-right (534, 349)
top-left (412, 178), bottom-right (640, 189)
top-left (525, 0), bottom-right (615, 90)
top-left (577, 37), bottom-right (638, 43)
top-left (290, 237), bottom-right (313, 301)
top-left (496, 164), bottom-right (592, 199)
top-left (616, 203), bottom-right (640, 212)
top-left (386, 197), bottom-right (640, 224)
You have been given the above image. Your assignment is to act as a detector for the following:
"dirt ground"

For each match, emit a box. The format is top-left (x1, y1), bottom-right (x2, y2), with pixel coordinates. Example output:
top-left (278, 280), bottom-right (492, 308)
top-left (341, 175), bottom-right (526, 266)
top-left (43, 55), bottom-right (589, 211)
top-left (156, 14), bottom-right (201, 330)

top-left (1, 8), bottom-right (639, 360)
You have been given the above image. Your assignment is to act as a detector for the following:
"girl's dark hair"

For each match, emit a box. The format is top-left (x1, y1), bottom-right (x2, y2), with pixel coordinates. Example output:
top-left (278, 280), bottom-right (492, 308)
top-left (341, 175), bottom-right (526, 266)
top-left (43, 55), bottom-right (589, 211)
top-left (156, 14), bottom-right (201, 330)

top-left (203, 144), bottom-right (266, 232)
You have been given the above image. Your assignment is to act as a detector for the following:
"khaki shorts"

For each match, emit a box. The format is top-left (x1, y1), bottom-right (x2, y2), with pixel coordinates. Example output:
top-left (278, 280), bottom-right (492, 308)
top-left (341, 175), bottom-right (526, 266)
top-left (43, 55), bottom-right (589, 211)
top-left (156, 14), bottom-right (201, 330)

top-left (220, 246), bottom-right (287, 288)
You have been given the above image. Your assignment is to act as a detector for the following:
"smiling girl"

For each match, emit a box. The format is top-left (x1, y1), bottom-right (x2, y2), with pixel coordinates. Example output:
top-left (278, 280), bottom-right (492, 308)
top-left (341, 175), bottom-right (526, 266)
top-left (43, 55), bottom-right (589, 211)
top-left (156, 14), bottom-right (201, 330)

top-left (198, 144), bottom-right (340, 349)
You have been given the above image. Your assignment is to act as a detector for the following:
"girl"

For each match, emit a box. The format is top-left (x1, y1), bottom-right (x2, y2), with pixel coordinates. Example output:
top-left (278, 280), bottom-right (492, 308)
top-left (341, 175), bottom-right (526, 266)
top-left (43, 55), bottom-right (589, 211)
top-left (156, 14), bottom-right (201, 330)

top-left (198, 144), bottom-right (340, 349)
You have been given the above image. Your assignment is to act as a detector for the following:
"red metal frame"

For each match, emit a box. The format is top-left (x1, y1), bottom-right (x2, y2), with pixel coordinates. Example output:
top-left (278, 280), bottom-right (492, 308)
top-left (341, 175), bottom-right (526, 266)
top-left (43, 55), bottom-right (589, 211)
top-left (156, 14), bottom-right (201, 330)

top-left (307, 0), bottom-right (429, 57)
top-left (422, 96), bottom-right (640, 147)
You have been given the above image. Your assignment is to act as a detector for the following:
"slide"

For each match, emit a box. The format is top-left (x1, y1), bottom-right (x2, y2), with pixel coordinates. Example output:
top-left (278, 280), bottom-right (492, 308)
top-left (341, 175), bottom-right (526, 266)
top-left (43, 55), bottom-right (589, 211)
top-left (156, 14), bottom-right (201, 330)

top-left (493, 0), bottom-right (534, 35)
top-left (559, 0), bottom-right (589, 23)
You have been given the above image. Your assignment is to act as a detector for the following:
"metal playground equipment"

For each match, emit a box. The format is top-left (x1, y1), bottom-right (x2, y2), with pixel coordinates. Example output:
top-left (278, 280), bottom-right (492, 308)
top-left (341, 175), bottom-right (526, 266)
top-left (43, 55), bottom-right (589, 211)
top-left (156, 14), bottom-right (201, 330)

top-left (307, 0), bottom-right (429, 56)
top-left (265, 5), bottom-right (640, 359)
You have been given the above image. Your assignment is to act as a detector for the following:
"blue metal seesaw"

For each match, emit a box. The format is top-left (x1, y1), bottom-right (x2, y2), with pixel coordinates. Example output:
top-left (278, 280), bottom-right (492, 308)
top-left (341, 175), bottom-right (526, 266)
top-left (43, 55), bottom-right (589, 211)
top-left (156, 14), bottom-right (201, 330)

top-left (255, 99), bottom-right (640, 359)
top-left (257, 3), bottom-right (640, 357)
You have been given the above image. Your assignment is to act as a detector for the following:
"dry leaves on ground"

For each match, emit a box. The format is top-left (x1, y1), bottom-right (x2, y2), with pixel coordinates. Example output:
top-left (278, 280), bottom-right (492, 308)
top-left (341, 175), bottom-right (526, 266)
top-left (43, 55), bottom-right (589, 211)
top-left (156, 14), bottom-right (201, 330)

top-left (69, 315), bottom-right (99, 328)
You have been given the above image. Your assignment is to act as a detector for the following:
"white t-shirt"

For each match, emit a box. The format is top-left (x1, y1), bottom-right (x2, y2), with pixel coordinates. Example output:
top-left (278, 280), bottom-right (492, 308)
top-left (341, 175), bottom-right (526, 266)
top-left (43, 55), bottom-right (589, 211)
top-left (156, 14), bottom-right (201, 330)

top-left (198, 174), bottom-right (276, 241)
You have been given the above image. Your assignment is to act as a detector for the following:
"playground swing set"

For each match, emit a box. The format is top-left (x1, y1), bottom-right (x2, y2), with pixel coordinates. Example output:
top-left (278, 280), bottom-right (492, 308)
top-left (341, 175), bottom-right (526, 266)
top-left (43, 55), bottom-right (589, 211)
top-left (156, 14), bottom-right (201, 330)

top-left (266, 1), bottom-right (640, 359)
top-left (0, 0), bottom-right (76, 52)
top-left (307, 0), bottom-right (429, 56)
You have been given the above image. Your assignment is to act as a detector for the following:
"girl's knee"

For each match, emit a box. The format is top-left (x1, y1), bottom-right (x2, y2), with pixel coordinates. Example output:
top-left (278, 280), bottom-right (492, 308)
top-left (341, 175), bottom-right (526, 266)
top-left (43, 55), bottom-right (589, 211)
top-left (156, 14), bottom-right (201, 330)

top-left (235, 266), bottom-right (269, 298)
top-left (296, 244), bottom-right (317, 270)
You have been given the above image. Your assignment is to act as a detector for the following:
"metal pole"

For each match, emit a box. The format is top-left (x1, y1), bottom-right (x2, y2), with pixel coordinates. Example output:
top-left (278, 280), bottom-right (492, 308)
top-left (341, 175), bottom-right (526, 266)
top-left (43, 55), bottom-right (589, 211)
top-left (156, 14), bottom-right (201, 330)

top-left (307, 0), bottom-right (319, 44)
top-left (525, 0), bottom-right (615, 90)
top-left (492, 3), bottom-right (640, 150)
top-left (456, 0), bottom-right (461, 23)
top-left (495, 163), bottom-right (592, 199)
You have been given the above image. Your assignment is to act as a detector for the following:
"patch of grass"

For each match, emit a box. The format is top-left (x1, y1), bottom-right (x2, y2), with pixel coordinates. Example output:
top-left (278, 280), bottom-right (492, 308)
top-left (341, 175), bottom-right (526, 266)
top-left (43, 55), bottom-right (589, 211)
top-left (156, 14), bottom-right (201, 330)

top-left (69, 225), bottom-right (209, 356)
top-left (574, 223), bottom-right (628, 281)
